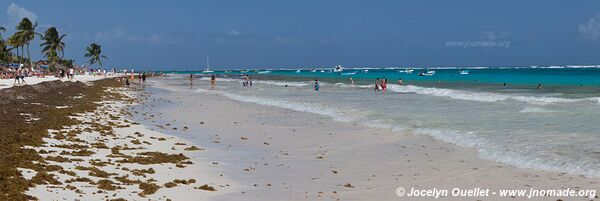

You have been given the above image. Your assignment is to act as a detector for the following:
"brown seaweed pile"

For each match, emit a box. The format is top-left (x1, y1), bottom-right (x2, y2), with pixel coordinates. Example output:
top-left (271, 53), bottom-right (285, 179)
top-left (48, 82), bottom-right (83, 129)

top-left (0, 79), bottom-right (120, 200)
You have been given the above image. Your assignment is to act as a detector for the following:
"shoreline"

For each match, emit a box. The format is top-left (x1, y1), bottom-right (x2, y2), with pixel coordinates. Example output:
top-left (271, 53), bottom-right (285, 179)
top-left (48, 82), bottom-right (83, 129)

top-left (140, 79), bottom-right (600, 200)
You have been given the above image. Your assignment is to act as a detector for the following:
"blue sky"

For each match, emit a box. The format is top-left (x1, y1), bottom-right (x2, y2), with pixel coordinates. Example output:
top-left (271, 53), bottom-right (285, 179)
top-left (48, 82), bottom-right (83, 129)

top-left (2, 0), bottom-right (600, 70)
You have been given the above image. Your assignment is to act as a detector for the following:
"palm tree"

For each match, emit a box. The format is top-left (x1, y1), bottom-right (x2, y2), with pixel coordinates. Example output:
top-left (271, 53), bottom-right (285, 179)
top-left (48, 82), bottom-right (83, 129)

top-left (0, 26), bottom-right (7, 62)
top-left (16, 18), bottom-right (39, 67)
top-left (41, 27), bottom-right (66, 63)
top-left (84, 43), bottom-right (107, 67)
top-left (7, 33), bottom-right (24, 63)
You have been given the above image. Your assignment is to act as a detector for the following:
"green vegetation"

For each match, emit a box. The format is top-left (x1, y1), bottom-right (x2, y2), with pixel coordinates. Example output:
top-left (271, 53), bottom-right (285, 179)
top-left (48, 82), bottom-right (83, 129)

top-left (84, 43), bottom-right (107, 67)
top-left (0, 17), bottom-right (106, 68)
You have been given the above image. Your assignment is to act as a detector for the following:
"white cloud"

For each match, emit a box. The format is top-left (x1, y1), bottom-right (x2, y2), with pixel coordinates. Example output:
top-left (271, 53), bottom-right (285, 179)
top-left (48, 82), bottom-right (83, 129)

top-left (6, 3), bottom-right (37, 26)
top-left (228, 30), bottom-right (241, 36)
top-left (579, 15), bottom-right (600, 40)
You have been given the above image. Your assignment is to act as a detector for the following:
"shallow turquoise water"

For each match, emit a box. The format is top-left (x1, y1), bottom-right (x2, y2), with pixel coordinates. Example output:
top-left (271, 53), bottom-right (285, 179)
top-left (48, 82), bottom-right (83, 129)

top-left (162, 67), bottom-right (600, 87)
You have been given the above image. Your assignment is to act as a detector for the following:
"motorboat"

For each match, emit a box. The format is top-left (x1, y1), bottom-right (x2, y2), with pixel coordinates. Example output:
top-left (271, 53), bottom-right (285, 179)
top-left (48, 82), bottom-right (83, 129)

top-left (399, 68), bottom-right (414, 73)
top-left (333, 65), bottom-right (344, 72)
top-left (419, 70), bottom-right (436, 76)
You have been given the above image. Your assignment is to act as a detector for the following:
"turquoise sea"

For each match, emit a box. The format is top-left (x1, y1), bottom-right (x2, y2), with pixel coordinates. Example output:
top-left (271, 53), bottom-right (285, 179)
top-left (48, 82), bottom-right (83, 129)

top-left (154, 67), bottom-right (600, 177)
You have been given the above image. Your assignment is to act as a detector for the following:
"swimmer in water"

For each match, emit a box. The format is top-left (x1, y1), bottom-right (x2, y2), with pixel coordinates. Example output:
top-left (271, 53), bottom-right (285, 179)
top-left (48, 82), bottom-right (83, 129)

top-left (314, 79), bottom-right (320, 91)
top-left (398, 78), bottom-right (403, 86)
top-left (375, 78), bottom-right (380, 92)
top-left (537, 84), bottom-right (543, 90)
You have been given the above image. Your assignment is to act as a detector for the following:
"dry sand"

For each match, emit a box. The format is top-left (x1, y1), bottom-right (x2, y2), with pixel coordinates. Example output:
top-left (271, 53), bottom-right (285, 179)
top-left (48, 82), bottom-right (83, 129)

top-left (0, 74), bottom-right (120, 90)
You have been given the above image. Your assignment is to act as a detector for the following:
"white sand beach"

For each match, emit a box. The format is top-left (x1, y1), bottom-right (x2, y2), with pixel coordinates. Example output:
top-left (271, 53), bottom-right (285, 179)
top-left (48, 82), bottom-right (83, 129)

top-left (0, 75), bottom-right (122, 90)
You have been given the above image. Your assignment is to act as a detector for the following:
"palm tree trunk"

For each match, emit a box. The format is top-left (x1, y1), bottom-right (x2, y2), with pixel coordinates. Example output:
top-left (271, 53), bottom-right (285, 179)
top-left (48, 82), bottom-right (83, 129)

top-left (15, 46), bottom-right (19, 64)
top-left (27, 43), bottom-right (32, 68)
top-left (20, 46), bottom-right (24, 65)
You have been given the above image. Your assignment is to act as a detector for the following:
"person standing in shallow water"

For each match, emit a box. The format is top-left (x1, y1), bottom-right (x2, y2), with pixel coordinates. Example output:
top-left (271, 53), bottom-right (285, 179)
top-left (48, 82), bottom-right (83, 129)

top-left (381, 77), bottom-right (387, 95)
top-left (211, 75), bottom-right (216, 89)
top-left (314, 79), bottom-right (320, 91)
top-left (374, 78), bottom-right (380, 92)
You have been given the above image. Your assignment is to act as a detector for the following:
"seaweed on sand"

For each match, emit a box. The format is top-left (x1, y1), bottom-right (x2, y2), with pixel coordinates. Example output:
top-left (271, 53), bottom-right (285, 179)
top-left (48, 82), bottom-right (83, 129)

top-left (116, 152), bottom-right (189, 165)
top-left (0, 79), bottom-right (123, 200)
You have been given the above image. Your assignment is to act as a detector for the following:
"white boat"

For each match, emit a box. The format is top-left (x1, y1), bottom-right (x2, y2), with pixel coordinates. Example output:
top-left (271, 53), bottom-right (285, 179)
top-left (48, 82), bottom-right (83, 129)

top-left (311, 69), bottom-right (317, 73)
top-left (399, 68), bottom-right (414, 73)
top-left (362, 69), bottom-right (369, 73)
top-left (295, 70), bottom-right (301, 73)
top-left (333, 65), bottom-right (344, 72)
top-left (459, 70), bottom-right (469, 75)
top-left (202, 57), bottom-right (214, 73)
top-left (419, 70), bottom-right (436, 76)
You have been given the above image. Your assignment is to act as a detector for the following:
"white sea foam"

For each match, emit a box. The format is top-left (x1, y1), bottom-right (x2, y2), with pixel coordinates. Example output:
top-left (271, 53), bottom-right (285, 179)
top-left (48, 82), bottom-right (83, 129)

top-left (241, 78), bottom-right (600, 105)
top-left (185, 76), bottom-right (600, 105)
top-left (518, 107), bottom-right (554, 113)
top-left (194, 89), bottom-right (355, 122)
top-left (386, 84), bottom-right (600, 105)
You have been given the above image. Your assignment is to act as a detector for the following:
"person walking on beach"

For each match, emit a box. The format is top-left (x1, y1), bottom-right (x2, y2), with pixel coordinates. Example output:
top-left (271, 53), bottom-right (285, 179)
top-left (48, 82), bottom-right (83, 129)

top-left (211, 75), bottom-right (216, 89)
top-left (374, 78), bottom-right (380, 92)
top-left (314, 79), bottom-right (320, 91)
top-left (20, 69), bottom-right (26, 84)
top-left (69, 68), bottom-right (75, 80)
top-left (189, 74), bottom-right (193, 84)
top-left (381, 77), bottom-right (387, 94)
top-left (14, 69), bottom-right (21, 85)
top-left (142, 72), bottom-right (147, 85)
top-left (349, 76), bottom-right (354, 85)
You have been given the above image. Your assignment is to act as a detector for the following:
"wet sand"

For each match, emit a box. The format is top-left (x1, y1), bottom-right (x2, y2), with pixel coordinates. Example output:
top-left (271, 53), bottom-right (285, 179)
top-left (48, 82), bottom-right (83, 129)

top-left (137, 84), bottom-right (600, 201)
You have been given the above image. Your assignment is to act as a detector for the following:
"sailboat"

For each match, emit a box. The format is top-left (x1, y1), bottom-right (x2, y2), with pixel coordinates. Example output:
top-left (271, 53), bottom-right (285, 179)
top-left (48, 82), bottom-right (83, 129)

top-left (202, 57), bottom-right (214, 73)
